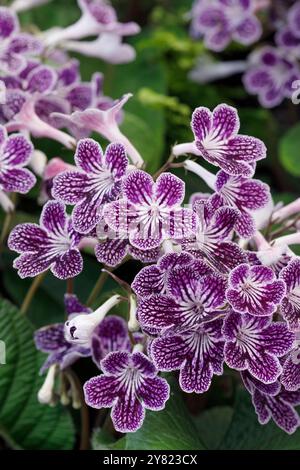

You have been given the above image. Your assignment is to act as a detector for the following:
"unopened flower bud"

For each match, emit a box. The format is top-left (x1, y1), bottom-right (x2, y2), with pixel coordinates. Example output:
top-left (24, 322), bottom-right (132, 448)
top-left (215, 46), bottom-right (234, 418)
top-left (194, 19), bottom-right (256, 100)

top-left (65, 295), bottom-right (121, 345)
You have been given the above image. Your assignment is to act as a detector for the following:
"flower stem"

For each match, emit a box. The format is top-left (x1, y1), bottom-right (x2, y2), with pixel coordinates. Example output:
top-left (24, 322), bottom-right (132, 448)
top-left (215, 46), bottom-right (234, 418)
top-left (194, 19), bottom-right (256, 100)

top-left (20, 271), bottom-right (47, 315)
top-left (86, 269), bottom-right (110, 307)
top-left (0, 193), bottom-right (17, 251)
top-left (65, 369), bottom-right (90, 450)
top-left (66, 278), bottom-right (74, 294)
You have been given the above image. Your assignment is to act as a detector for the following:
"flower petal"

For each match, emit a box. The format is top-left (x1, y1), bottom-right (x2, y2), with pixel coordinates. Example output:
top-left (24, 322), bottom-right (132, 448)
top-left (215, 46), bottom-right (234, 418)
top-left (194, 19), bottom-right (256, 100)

top-left (100, 351), bottom-right (131, 375)
top-left (155, 173), bottom-right (185, 207)
top-left (8, 223), bottom-right (48, 253)
top-left (74, 138), bottom-right (103, 173)
top-left (95, 238), bottom-right (128, 267)
top-left (92, 316), bottom-right (130, 366)
top-left (137, 376), bottom-right (170, 410)
top-left (151, 335), bottom-right (187, 371)
top-left (104, 143), bottom-right (128, 178)
top-left (1, 133), bottom-right (33, 166)
top-left (0, 167), bottom-right (36, 194)
top-left (72, 196), bottom-right (102, 234)
top-left (13, 251), bottom-right (53, 278)
top-left (50, 249), bottom-right (83, 280)
top-left (191, 106), bottom-right (211, 141)
top-left (211, 103), bottom-right (240, 140)
top-left (34, 324), bottom-right (66, 353)
top-left (123, 170), bottom-right (153, 205)
top-left (138, 294), bottom-right (180, 330)
top-left (40, 200), bottom-right (67, 235)
top-left (84, 375), bottom-right (119, 408)
top-left (52, 171), bottom-right (89, 204)
top-left (111, 393), bottom-right (145, 433)
top-left (0, 7), bottom-right (18, 39)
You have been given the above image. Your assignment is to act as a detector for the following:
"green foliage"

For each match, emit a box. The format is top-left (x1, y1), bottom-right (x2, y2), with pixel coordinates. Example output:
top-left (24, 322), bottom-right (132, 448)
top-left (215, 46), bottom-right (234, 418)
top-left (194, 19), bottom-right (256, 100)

top-left (197, 389), bottom-right (300, 450)
top-left (0, 298), bottom-right (75, 449)
top-left (279, 123), bottom-right (300, 177)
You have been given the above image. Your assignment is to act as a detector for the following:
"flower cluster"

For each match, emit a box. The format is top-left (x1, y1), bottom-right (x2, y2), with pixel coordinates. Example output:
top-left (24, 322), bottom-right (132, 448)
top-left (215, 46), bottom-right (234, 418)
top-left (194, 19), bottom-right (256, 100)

top-left (0, 3), bottom-right (140, 213)
top-left (190, 0), bottom-right (300, 108)
top-left (5, 0), bottom-right (300, 441)
top-left (10, 99), bottom-right (300, 435)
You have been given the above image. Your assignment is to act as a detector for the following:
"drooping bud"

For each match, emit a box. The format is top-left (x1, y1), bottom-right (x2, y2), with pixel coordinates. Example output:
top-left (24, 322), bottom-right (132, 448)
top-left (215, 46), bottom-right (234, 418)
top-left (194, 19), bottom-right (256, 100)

top-left (65, 295), bottom-right (122, 345)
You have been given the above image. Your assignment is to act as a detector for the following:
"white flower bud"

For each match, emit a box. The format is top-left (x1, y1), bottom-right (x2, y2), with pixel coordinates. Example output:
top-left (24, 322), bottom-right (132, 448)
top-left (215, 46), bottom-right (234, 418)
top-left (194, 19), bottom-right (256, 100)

top-left (65, 295), bottom-right (121, 345)
top-left (37, 364), bottom-right (56, 405)
top-left (128, 295), bottom-right (139, 332)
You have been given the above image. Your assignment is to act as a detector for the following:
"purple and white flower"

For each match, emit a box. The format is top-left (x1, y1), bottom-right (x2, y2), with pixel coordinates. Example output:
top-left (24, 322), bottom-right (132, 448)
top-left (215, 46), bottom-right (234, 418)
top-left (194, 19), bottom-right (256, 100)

top-left (0, 125), bottom-right (35, 211)
top-left (226, 263), bottom-right (286, 316)
top-left (190, 0), bottom-right (262, 51)
top-left (151, 318), bottom-right (225, 394)
top-left (84, 350), bottom-right (170, 433)
top-left (173, 104), bottom-right (266, 177)
top-left (0, 7), bottom-right (43, 74)
top-left (281, 339), bottom-right (300, 392)
top-left (279, 258), bottom-right (300, 330)
top-left (243, 46), bottom-right (300, 108)
top-left (223, 311), bottom-right (294, 383)
top-left (53, 139), bottom-right (128, 234)
top-left (104, 170), bottom-right (195, 250)
top-left (252, 387), bottom-right (300, 434)
top-left (275, 2), bottom-right (300, 59)
top-left (8, 200), bottom-right (83, 279)
top-left (132, 251), bottom-right (196, 298)
top-left (181, 200), bottom-right (247, 273)
top-left (210, 170), bottom-right (271, 238)
top-left (137, 263), bottom-right (227, 331)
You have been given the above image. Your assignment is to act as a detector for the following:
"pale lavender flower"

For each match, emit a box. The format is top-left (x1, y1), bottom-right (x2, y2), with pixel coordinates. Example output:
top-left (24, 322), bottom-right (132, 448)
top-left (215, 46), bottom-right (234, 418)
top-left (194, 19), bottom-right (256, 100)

top-left (191, 0), bottom-right (262, 51)
top-left (243, 46), bottom-right (300, 108)
top-left (0, 7), bottom-right (43, 74)
top-left (84, 350), bottom-right (170, 433)
top-left (8, 200), bottom-right (83, 279)
top-left (42, 0), bottom-right (140, 64)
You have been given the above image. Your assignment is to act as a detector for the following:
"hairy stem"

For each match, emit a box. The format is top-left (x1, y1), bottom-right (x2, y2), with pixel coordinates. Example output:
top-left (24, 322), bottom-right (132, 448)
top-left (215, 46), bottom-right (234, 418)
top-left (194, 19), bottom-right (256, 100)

top-left (20, 271), bottom-right (47, 314)
top-left (86, 269), bottom-right (110, 307)
top-left (65, 369), bottom-right (90, 451)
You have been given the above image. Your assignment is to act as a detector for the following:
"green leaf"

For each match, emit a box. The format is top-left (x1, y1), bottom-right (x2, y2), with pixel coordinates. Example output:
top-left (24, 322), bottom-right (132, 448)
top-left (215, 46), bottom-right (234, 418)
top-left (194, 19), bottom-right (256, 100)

top-left (198, 389), bottom-right (300, 450)
top-left (194, 406), bottom-right (233, 450)
top-left (124, 378), bottom-right (205, 450)
top-left (0, 298), bottom-right (75, 449)
top-left (279, 123), bottom-right (300, 176)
